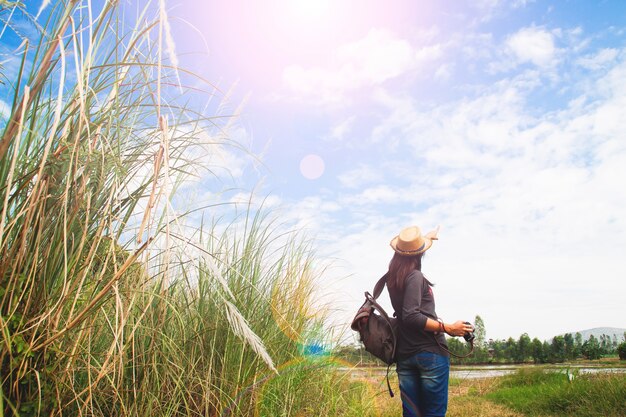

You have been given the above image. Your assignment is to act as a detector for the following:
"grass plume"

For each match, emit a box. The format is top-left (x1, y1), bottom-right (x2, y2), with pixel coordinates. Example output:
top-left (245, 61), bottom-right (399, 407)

top-left (0, 2), bottom-right (369, 416)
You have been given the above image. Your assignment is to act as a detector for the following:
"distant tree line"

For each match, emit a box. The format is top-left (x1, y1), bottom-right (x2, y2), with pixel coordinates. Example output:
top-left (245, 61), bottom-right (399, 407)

top-left (447, 315), bottom-right (626, 365)
top-left (340, 314), bottom-right (626, 366)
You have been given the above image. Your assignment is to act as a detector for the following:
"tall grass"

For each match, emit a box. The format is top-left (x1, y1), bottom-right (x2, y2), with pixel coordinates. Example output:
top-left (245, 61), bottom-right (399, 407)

top-left (0, 1), bottom-right (366, 416)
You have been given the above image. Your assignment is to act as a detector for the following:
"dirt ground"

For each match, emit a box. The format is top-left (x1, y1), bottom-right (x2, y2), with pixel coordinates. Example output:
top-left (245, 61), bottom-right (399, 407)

top-left (366, 375), bottom-right (525, 417)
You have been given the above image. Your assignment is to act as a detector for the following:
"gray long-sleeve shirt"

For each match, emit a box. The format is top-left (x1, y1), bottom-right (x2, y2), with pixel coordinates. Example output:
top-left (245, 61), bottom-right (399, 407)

top-left (388, 269), bottom-right (449, 360)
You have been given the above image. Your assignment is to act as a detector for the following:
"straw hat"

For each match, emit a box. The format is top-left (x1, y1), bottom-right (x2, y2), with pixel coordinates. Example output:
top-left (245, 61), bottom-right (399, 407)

top-left (390, 225), bottom-right (439, 256)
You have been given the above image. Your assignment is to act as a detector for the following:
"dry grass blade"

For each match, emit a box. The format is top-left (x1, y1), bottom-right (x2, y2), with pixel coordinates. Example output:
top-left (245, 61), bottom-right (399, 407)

top-left (0, 16), bottom-right (72, 160)
top-left (32, 238), bottom-right (151, 352)
top-left (137, 143), bottom-right (164, 243)
top-left (0, 86), bottom-right (29, 248)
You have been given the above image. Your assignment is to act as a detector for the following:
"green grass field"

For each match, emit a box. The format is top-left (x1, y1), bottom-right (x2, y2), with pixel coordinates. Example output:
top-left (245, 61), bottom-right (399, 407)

top-left (487, 368), bottom-right (626, 417)
top-left (350, 366), bottom-right (626, 417)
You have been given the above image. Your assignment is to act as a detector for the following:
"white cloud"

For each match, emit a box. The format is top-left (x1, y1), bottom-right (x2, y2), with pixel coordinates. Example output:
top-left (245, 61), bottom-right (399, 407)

top-left (342, 185), bottom-right (403, 206)
top-left (511, 0), bottom-right (535, 8)
top-left (282, 29), bottom-right (444, 104)
top-left (473, 0), bottom-right (501, 10)
top-left (337, 29), bottom-right (416, 83)
top-left (316, 53), bottom-right (626, 341)
top-left (328, 116), bottom-right (356, 142)
top-left (185, 125), bottom-right (250, 181)
top-left (434, 63), bottom-right (454, 81)
top-left (577, 48), bottom-right (620, 70)
top-left (0, 99), bottom-right (11, 119)
top-left (461, 33), bottom-right (495, 62)
top-left (337, 164), bottom-right (383, 189)
top-left (226, 192), bottom-right (281, 208)
top-left (259, 195), bottom-right (343, 240)
top-left (506, 27), bottom-right (558, 67)
top-left (208, 143), bottom-right (247, 178)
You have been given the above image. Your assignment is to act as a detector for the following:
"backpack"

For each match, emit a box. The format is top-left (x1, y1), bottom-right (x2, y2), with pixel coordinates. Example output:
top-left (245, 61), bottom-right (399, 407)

top-left (350, 274), bottom-right (397, 396)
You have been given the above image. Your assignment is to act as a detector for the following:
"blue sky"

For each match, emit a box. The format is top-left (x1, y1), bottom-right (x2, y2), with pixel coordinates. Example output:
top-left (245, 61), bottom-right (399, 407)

top-left (3, 0), bottom-right (626, 341)
top-left (172, 0), bottom-right (626, 341)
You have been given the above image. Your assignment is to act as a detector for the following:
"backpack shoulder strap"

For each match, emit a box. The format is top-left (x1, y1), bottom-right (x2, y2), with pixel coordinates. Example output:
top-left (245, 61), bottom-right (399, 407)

top-left (364, 272), bottom-right (397, 398)
top-left (372, 273), bottom-right (389, 300)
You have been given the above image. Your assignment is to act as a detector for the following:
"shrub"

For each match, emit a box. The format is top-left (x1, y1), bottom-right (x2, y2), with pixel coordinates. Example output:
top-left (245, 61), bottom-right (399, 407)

top-left (488, 370), bottom-right (626, 417)
top-left (497, 368), bottom-right (563, 388)
top-left (618, 342), bottom-right (626, 360)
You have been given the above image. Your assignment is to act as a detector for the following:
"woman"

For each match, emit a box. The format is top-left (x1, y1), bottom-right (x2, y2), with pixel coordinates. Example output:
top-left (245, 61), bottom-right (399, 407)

top-left (387, 225), bottom-right (473, 417)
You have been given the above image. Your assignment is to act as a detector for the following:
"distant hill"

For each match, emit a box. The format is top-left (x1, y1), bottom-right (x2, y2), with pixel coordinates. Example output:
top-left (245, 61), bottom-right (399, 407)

top-left (559, 327), bottom-right (626, 342)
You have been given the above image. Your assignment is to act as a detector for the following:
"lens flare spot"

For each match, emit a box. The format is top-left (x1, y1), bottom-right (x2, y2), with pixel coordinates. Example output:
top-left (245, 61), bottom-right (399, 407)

top-left (300, 341), bottom-right (330, 357)
top-left (299, 154), bottom-right (325, 180)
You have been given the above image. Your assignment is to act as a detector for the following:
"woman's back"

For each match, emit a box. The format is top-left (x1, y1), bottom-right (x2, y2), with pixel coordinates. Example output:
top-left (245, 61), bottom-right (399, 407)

top-left (388, 269), bottom-right (448, 360)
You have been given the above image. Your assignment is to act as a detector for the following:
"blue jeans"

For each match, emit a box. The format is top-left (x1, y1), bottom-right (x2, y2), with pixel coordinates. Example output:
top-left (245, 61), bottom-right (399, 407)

top-left (396, 351), bottom-right (450, 417)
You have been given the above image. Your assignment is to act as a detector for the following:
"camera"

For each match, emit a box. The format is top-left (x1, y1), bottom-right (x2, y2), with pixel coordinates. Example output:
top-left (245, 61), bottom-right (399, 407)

top-left (463, 321), bottom-right (475, 343)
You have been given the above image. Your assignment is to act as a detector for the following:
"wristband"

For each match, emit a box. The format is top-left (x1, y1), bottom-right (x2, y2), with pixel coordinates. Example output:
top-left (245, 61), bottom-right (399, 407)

top-left (438, 320), bottom-right (447, 335)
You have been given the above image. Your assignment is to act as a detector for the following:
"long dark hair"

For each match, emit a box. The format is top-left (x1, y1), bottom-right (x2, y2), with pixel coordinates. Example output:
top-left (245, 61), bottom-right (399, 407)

top-left (387, 252), bottom-right (423, 292)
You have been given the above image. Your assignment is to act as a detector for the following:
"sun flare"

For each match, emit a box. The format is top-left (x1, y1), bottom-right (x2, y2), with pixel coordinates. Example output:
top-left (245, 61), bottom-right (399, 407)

top-left (287, 0), bottom-right (331, 20)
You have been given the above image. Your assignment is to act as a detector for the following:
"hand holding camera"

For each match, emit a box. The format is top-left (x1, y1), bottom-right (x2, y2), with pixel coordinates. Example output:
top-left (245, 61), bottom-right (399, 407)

top-left (444, 320), bottom-right (474, 341)
top-left (462, 321), bottom-right (475, 343)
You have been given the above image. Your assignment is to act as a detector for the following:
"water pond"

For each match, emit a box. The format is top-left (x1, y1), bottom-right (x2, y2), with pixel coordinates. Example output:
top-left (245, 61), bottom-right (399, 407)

top-left (343, 364), bottom-right (626, 381)
top-left (451, 364), bottom-right (626, 379)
